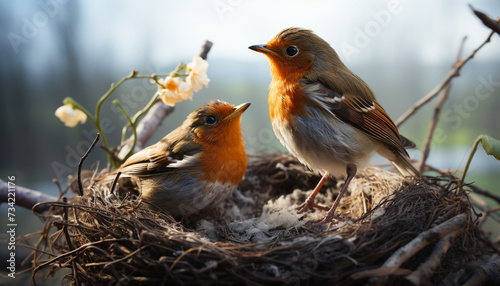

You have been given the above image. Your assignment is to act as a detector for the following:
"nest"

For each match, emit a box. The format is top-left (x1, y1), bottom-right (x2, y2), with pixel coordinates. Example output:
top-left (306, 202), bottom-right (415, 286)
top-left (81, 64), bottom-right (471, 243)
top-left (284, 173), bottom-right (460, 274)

top-left (26, 153), bottom-right (498, 285)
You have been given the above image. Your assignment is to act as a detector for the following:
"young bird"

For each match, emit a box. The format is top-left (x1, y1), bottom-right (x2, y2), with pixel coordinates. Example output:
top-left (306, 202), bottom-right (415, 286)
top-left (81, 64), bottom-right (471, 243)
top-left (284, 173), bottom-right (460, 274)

top-left (101, 100), bottom-right (250, 217)
top-left (250, 27), bottom-right (419, 225)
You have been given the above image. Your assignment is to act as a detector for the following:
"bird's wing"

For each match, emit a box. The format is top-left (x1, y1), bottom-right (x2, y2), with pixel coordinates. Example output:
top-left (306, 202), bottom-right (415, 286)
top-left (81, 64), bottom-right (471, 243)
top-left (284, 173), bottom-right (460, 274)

top-left (310, 85), bottom-right (408, 157)
top-left (118, 136), bottom-right (201, 176)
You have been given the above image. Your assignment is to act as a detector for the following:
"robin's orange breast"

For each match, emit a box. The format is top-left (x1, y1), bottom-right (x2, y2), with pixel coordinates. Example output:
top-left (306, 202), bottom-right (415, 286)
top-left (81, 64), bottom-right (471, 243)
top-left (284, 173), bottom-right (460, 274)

top-left (198, 144), bottom-right (247, 187)
top-left (269, 80), bottom-right (306, 123)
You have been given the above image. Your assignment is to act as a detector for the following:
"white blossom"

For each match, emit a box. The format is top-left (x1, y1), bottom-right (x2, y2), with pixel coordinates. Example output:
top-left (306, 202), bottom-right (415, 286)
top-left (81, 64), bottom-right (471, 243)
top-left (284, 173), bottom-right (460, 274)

top-left (55, 104), bottom-right (87, 127)
top-left (186, 56), bottom-right (210, 92)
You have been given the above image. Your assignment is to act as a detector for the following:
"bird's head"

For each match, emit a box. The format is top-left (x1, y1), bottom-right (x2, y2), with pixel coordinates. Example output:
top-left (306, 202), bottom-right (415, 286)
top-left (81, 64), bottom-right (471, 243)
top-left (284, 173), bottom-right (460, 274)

top-left (187, 100), bottom-right (250, 145)
top-left (249, 27), bottom-right (343, 81)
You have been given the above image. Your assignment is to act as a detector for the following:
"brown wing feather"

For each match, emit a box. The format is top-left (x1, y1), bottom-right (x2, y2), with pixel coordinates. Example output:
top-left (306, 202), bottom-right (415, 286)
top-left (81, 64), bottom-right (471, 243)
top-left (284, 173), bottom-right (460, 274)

top-left (118, 131), bottom-right (201, 176)
top-left (118, 142), bottom-right (172, 175)
top-left (322, 89), bottom-right (409, 157)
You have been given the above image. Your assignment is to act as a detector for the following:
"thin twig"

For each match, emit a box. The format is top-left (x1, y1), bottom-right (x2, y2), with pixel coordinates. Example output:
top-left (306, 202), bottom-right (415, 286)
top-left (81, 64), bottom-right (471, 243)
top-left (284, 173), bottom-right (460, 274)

top-left (32, 238), bottom-right (130, 283)
top-left (468, 193), bottom-right (489, 228)
top-left (395, 30), bottom-right (496, 127)
top-left (110, 172), bottom-right (121, 195)
top-left (77, 133), bottom-right (100, 196)
top-left (417, 37), bottom-right (467, 172)
top-left (61, 197), bottom-right (81, 286)
top-left (468, 184), bottom-right (500, 205)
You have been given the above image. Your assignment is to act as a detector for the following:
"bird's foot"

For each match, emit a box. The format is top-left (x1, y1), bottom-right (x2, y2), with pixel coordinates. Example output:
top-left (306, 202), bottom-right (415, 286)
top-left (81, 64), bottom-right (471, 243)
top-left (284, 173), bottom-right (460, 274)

top-left (312, 211), bottom-right (338, 226)
top-left (296, 200), bottom-right (330, 214)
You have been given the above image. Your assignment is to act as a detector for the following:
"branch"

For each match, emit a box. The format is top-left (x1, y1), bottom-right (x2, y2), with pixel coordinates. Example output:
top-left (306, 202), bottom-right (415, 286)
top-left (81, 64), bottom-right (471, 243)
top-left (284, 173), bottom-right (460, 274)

top-left (404, 232), bottom-right (457, 285)
top-left (354, 214), bottom-right (467, 282)
top-left (381, 214), bottom-right (466, 269)
top-left (118, 40), bottom-right (213, 159)
top-left (198, 40), bottom-right (214, 60)
top-left (417, 37), bottom-right (467, 172)
top-left (463, 255), bottom-right (500, 285)
top-left (468, 184), bottom-right (500, 205)
top-left (470, 5), bottom-right (500, 36)
top-left (395, 30), bottom-right (496, 127)
top-left (77, 133), bottom-right (100, 196)
top-left (0, 179), bottom-right (57, 212)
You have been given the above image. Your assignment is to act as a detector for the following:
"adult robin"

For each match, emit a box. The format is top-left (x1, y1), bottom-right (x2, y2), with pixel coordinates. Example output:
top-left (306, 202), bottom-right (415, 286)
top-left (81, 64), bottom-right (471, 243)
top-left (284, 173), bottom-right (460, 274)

top-left (249, 27), bottom-right (420, 225)
top-left (101, 100), bottom-right (250, 217)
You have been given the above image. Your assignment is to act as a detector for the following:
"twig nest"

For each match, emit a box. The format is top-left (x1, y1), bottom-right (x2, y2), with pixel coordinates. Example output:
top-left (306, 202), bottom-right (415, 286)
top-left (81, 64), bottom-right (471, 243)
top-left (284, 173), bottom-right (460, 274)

top-left (27, 153), bottom-right (497, 285)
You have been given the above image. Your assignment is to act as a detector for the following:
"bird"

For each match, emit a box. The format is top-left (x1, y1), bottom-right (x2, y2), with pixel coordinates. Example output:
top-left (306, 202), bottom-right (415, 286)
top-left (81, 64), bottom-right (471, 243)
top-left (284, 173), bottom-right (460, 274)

top-left (249, 27), bottom-right (420, 225)
top-left (100, 100), bottom-right (250, 218)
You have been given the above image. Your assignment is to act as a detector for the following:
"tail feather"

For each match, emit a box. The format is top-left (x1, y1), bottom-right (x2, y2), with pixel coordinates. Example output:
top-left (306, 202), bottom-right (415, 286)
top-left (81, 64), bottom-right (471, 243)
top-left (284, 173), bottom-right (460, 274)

top-left (391, 155), bottom-right (421, 177)
top-left (377, 144), bottom-right (421, 178)
top-left (400, 135), bottom-right (416, 149)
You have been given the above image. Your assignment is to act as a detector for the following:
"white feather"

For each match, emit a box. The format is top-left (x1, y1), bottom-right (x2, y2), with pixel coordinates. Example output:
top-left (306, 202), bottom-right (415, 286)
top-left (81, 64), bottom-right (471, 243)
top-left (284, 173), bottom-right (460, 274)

top-left (167, 153), bottom-right (201, 168)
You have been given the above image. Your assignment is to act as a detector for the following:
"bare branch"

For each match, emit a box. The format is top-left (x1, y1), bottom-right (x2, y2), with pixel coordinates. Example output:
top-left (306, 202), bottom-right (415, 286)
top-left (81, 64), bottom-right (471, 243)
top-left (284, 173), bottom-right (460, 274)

top-left (463, 255), bottom-right (500, 286)
top-left (395, 30), bottom-right (495, 127)
top-left (382, 214), bottom-right (467, 267)
top-left (198, 40), bottom-right (214, 60)
top-left (405, 232), bottom-right (457, 285)
top-left (0, 179), bottom-right (57, 212)
top-left (418, 37), bottom-right (467, 172)
top-left (468, 184), bottom-right (500, 205)
top-left (364, 214), bottom-right (467, 283)
top-left (470, 5), bottom-right (500, 36)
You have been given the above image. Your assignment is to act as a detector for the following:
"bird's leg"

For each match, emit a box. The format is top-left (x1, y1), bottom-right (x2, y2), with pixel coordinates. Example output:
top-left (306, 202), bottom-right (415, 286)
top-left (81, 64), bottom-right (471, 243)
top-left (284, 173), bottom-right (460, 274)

top-left (296, 173), bottom-right (330, 213)
top-left (313, 164), bottom-right (357, 226)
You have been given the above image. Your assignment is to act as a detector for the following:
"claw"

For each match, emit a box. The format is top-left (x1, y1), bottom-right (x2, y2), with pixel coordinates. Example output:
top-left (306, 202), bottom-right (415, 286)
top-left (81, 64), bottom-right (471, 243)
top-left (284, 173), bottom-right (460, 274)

top-left (312, 212), bottom-right (337, 226)
top-left (311, 164), bottom-right (357, 227)
top-left (296, 174), bottom-right (330, 214)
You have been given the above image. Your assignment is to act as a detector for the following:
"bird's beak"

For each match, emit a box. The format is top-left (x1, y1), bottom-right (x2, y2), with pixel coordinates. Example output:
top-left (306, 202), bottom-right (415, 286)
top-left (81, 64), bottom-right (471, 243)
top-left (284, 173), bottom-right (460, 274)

top-left (224, 102), bottom-right (251, 121)
top-left (249, 44), bottom-right (279, 57)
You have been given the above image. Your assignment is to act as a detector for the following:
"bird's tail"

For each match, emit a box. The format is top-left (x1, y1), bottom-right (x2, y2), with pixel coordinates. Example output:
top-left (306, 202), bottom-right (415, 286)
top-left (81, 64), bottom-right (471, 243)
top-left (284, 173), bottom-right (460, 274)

top-left (377, 145), bottom-right (421, 178)
top-left (391, 155), bottom-right (421, 178)
top-left (400, 135), bottom-right (417, 149)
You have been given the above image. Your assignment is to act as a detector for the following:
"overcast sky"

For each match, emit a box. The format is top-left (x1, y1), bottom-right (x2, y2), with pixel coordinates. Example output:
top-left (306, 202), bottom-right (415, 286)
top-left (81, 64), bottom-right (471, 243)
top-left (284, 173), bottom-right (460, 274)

top-left (3, 0), bottom-right (499, 78)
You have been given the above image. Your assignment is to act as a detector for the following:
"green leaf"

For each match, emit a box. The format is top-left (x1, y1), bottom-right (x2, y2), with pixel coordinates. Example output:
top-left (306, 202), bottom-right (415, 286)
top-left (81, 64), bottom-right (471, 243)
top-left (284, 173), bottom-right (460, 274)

top-left (479, 135), bottom-right (500, 160)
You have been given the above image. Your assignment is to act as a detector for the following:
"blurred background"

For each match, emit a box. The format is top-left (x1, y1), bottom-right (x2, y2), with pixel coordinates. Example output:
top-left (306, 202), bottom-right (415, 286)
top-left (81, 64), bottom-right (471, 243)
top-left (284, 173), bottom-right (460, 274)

top-left (0, 0), bottom-right (499, 281)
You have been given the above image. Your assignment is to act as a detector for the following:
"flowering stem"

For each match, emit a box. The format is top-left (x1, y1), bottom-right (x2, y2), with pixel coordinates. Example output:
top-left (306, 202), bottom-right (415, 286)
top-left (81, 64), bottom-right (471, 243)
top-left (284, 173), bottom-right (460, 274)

top-left (94, 70), bottom-right (140, 166)
top-left (112, 100), bottom-right (137, 162)
top-left (133, 74), bottom-right (170, 79)
top-left (121, 91), bottom-right (161, 143)
top-left (63, 96), bottom-right (116, 166)
top-left (94, 69), bottom-right (167, 167)
top-left (75, 64), bottom-right (189, 167)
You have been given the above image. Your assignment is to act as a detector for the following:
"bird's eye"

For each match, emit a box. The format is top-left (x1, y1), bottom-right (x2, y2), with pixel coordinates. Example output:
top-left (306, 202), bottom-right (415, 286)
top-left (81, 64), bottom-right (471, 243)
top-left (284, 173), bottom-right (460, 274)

top-left (205, 115), bottom-right (217, 125)
top-left (285, 45), bottom-right (299, 57)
